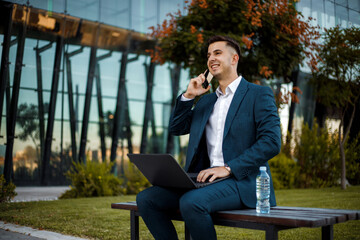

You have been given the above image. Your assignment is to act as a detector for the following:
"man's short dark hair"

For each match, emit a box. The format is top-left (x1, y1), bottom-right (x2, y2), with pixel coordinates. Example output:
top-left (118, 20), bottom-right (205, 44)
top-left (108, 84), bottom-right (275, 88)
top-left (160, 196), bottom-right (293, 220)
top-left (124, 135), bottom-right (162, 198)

top-left (207, 35), bottom-right (241, 59)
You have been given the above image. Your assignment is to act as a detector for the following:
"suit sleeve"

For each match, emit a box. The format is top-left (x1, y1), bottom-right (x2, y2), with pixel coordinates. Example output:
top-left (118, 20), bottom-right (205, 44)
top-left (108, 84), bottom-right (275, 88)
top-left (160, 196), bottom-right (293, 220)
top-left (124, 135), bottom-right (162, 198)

top-left (168, 95), bottom-right (195, 136)
top-left (227, 87), bottom-right (281, 180)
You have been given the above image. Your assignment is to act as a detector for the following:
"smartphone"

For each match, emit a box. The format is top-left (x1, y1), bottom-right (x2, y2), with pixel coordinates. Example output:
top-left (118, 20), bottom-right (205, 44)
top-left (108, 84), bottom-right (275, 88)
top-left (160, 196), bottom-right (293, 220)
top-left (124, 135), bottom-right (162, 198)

top-left (202, 69), bottom-right (213, 89)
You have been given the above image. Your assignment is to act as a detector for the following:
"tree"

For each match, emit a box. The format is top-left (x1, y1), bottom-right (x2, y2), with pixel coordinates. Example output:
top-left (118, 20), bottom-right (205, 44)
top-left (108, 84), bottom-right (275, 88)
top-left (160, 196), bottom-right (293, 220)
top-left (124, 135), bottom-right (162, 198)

top-left (16, 103), bottom-right (40, 161)
top-left (310, 26), bottom-right (360, 190)
top-left (147, 0), bottom-right (319, 84)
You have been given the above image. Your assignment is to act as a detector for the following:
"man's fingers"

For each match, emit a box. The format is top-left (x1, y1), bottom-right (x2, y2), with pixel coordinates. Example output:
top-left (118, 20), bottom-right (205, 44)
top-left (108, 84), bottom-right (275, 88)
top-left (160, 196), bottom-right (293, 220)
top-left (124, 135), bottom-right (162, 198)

top-left (197, 167), bottom-right (231, 182)
top-left (198, 169), bottom-right (217, 182)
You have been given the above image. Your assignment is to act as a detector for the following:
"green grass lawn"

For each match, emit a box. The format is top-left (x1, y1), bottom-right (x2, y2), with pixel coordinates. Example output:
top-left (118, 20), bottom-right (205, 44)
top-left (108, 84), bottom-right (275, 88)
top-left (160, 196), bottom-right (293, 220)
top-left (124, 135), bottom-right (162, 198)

top-left (0, 186), bottom-right (359, 240)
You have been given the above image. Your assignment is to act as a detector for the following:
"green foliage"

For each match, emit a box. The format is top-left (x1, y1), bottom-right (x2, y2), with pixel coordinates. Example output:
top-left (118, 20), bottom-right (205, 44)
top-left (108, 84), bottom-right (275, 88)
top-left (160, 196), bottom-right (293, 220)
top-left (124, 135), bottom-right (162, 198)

top-left (294, 121), bottom-right (340, 188)
top-left (269, 153), bottom-right (298, 189)
top-left (310, 26), bottom-right (360, 189)
top-left (122, 162), bottom-right (151, 195)
top-left (0, 174), bottom-right (17, 203)
top-left (345, 133), bottom-right (360, 185)
top-left (151, 0), bottom-right (318, 82)
top-left (60, 161), bottom-right (125, 199)
top-left (311, 26), bottom-right (360, 108)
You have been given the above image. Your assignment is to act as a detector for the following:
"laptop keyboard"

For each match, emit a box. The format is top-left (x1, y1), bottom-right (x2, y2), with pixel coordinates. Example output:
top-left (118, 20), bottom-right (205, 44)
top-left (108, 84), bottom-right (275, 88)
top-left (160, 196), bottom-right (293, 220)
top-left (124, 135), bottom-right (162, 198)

top-left (188, 173), bottom-right (228, 188)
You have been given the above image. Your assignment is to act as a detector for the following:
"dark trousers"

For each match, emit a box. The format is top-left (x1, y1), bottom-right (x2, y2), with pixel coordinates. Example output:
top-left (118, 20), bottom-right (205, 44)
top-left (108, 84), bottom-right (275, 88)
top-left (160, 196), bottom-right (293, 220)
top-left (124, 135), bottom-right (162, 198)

top-left (136, 178), bottom-right (243, 240)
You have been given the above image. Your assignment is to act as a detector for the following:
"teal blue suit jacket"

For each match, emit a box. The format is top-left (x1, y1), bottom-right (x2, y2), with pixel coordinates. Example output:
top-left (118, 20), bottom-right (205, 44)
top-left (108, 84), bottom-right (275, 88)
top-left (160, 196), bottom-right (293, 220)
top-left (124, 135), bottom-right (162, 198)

top-left (169, 79), bottom-right (281, 208)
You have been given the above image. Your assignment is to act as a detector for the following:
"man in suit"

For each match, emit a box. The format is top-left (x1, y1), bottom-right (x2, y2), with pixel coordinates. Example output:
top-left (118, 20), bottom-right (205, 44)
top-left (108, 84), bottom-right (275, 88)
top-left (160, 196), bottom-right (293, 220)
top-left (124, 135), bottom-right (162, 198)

top-left (137, 35), bottom-right (281, 240)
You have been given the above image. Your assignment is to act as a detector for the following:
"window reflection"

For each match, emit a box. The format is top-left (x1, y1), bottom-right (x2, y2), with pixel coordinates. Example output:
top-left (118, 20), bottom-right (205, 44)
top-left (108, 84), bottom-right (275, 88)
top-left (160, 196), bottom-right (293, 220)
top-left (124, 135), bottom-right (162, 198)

top-left (335, 4), bottom-right (349, 27)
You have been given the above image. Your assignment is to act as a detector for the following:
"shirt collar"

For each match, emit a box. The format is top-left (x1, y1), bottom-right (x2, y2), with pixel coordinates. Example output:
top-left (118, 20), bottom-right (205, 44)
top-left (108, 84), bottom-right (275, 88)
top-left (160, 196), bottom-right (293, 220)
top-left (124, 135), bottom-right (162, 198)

top-left (215, 75), bottom-right (242, 97)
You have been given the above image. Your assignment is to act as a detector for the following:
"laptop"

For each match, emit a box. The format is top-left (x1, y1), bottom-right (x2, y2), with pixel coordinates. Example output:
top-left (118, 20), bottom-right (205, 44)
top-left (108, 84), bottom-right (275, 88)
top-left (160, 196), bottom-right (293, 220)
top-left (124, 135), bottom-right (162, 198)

top-left (128, 153), bottom-right (230, 189)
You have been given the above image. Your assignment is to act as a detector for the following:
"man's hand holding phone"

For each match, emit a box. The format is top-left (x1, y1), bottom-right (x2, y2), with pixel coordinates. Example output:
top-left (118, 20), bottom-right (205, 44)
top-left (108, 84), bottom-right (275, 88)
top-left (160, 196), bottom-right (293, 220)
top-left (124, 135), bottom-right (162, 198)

top-left (183, 70), bottom-right (213, 99)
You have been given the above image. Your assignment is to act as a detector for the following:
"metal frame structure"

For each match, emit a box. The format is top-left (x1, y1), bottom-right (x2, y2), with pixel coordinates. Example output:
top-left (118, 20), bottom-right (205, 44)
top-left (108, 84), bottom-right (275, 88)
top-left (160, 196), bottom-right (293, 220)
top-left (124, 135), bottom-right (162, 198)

top-left (65, 46), bottom-right (83, 162)
top-left (140, 60), bottom-right (156, 153)
top-left (110, 52), bottom-right (128, 170)
top-left (34, 42), bottom-right (53, 178)
top-left (78, 23), bottom-right (101, 163)
top-left (95, 51), bottom-right (112, 162)
top-left (41, 36), bottom-right (64, 185)
top-left (0, 3), bottom-right (13, 136)
top-left (0, 2), bottom-right (173, 184)
top-left (78, 46), bottom-right (98, 163)
top-left (3, 6), bottom-right (28, 183)
top-left (166, 64), bottom-right (181, 154)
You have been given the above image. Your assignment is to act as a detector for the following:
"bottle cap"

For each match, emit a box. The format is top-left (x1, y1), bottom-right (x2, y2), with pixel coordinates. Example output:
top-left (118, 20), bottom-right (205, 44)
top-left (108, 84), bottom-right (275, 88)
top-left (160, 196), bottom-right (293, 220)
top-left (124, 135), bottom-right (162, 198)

top-left (260, 166), bottom-right (266, 171)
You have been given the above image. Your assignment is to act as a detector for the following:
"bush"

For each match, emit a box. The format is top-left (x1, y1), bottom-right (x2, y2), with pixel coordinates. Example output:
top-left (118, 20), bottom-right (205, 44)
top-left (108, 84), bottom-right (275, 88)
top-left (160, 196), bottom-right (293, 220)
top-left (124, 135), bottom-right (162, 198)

top-left (345, 133), bottom-right (360, 185)
top-left (60, 161), bottom-right (125, 199)
top-left (122, 162), bottom-right (151, 195)
top-left (269, 153), bottom-right (298, 189)
top-left (0, 174), bottom-right (17, 203)
top-left (293, 121), bottom-right (340, 188)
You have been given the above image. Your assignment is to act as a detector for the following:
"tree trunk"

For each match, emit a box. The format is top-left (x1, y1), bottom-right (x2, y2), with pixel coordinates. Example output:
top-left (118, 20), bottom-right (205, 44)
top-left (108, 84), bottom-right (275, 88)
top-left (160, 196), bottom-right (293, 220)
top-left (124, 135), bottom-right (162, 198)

top-left (340, 139), bottom-right (346, 190)
top-left (339, 104), bottom-right (356, 190)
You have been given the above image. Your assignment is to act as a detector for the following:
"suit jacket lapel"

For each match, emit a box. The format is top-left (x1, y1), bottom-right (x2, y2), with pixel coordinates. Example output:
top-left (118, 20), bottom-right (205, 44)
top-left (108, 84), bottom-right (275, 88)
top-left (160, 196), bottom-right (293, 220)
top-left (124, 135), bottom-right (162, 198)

top-left (223, 79), bottom-right (249, 138)
top-left (199, 93), bottom-right (218, 136)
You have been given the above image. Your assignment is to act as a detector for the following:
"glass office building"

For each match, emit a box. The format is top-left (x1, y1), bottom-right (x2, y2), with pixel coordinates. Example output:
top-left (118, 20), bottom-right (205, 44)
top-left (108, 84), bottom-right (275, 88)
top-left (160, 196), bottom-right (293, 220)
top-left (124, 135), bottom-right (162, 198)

top-left (0, 0), bottom-right (191, 185)
top-left (290, 0), bottom-right (360, 133)
top-left (0, 0), bottom-right (359, 185)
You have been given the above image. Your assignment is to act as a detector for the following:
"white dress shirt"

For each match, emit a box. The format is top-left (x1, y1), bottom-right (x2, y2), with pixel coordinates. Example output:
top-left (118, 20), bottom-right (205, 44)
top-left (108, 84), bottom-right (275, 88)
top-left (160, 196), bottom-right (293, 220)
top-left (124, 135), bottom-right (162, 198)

top-left (181, 76), bottom-right (242, 167)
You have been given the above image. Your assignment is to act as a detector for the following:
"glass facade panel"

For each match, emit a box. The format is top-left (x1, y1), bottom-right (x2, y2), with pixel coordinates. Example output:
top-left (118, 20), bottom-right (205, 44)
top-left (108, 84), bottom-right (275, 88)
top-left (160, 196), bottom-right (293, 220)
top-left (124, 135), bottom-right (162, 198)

top-left (325, 1), bottom-right (336, 28)
top-left (312, 0), bottom-right (325, 29)
top-left (335, 0), bottom-right (348, 7)
top-left (127, 55), bottom-right (147, 101)
top-left (29, 0), bottom-right (66, 13)
top-left (100, 0), bottom-right (130, 28)
top-left (153, 64), bottom-right (172, 103)
top-left (128, 100), bottom-right (145, 126)
top-left (97, 51), bottom-right (121, 98)
top-left (66, 46), bottom-right (90, 95)
top-left (67, 0), bottom-right (100, 22)
top-left (335, 4), bottom-right (349, 27)
top-left (349, 0), bottom-right (360, 11)
top-left (131, 0), bottom-right (158, 33)
top-left (297, 0), bottom-right (311, 18)
top-left (160, 0), bottom-right (184, 18)
top-left (349, 9), bottom-right (360, 27)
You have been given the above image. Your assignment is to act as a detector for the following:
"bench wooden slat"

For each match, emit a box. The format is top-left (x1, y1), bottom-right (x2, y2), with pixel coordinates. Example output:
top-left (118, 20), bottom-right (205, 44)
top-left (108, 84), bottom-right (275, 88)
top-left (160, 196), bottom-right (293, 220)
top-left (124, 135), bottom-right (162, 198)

top-left (273, 206), bottom-right (360, 220)
top-left (214, 210), bottom-right (335, 228)
top-left (111, 202), bottom-right (360, 228)
top-left (111, 202), bottom-right (360, 240)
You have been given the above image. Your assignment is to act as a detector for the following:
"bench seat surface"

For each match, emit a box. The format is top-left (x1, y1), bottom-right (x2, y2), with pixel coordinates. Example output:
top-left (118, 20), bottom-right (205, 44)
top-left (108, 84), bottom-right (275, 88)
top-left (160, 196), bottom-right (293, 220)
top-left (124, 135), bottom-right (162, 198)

top-left (111, 202), bottom-right (360, 228)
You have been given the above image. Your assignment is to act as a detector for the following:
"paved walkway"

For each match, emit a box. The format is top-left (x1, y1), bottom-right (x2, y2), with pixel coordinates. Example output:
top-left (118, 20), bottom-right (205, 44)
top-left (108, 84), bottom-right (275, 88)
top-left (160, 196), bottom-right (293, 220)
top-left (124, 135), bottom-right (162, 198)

top-left (0, 186), bottom-right (88, 240)
top-left (12, 186), bottom-right (70, 202)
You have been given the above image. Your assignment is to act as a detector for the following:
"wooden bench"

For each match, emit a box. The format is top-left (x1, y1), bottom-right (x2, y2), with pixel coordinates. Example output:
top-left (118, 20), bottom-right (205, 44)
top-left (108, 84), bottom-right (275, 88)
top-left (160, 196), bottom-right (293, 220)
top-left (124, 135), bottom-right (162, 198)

top-left (111, 202), bottom-right (359, 240)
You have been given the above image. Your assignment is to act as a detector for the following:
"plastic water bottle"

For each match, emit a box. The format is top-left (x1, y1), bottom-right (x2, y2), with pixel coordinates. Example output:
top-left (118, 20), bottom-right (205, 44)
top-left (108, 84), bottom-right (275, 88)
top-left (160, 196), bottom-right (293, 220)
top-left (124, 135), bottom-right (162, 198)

top-left (256, 166), bottom-right (270, 214)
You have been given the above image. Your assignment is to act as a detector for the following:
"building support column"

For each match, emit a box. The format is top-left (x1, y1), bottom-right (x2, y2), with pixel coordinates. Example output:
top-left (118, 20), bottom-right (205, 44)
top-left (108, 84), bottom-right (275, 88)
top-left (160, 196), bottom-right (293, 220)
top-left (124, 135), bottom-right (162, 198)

top-left (110, 52), bottom-right (129, 172)
top-left (78, 46), bottom-right (97, 163)
top-left (95, 51), bottom-right (112, 162)
top-left (0, 3), bottom-right (13, 136)
top-left (166, 64), bottom-right (181, 154)
top-left (41, 36), bottom-right (64, 185)
top-left (65, 47), bottom-right (83, 162)
top-left (34, 42), bottom-right (52, 178)
top-left (140, 60), bottom-right (156, 153)
top-left (4, 7), bottom-right (28, 183)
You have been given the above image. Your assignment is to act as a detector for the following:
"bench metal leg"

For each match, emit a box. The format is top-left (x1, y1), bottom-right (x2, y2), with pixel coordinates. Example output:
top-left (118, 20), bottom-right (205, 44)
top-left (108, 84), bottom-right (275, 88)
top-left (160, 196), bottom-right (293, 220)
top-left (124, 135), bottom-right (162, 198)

top-left (130, 210), bottom-right (139, 240)
top-left (265, 225), bottom-right (279, 240)
top-left (322, 225), bottom-right (333, 240)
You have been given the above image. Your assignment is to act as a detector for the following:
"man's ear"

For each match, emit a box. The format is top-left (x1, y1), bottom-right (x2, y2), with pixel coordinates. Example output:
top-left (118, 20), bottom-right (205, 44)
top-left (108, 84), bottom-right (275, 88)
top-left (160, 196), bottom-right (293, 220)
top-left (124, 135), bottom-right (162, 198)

top-left (232, 54), bottom-right (239, 65)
